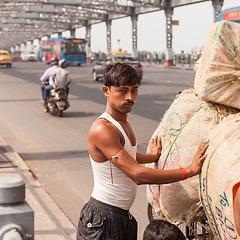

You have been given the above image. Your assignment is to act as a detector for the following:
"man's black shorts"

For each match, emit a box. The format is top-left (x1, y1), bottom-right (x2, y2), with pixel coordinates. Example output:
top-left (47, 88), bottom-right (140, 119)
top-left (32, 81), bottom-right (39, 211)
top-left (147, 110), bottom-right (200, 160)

top-left (76, 197), bottom-right (137, 240)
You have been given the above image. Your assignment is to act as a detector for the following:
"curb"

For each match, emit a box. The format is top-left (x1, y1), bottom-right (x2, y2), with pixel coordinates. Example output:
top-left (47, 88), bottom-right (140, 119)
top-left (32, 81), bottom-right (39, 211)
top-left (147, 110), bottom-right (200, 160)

top-left (5, 152), bottom-right (30, 171)
top-left (0, 136), bottom-right (29, 171)
top-left (0, 136), bottom-right (76, 240)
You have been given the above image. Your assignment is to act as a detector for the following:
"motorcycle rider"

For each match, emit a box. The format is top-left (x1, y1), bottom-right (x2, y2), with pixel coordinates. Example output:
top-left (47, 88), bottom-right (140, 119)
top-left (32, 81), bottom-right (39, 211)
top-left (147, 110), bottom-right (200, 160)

top-left (40, 56), bottom-right (59, 105)
top-left (52, 59), bottom-right (71, 96)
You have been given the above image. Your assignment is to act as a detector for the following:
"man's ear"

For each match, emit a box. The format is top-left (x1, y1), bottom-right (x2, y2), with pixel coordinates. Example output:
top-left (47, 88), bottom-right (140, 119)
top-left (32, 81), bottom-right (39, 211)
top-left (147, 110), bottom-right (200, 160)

top-left (103, 86), bottom-right (110, 97)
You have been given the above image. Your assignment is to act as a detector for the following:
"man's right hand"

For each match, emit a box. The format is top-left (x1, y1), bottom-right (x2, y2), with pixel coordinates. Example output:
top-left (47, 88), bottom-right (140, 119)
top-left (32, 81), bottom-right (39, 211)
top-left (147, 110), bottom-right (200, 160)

top-left (186, 139), bottom-right (209, 178)
top-left (148, 135), bottom-right (162, 162)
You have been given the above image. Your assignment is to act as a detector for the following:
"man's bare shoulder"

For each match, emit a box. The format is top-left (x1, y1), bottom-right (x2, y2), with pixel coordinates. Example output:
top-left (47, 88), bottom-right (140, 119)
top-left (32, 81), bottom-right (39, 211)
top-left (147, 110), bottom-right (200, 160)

top-left (89, 118), bottom-right (119, 140)
top-left (89, 118), bottom-right (122, 153)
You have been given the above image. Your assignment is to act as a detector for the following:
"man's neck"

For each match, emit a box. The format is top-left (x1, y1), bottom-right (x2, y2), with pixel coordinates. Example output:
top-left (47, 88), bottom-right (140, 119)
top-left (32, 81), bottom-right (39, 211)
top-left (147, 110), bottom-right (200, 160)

top-left (105, 108), bottom-right (128, 123)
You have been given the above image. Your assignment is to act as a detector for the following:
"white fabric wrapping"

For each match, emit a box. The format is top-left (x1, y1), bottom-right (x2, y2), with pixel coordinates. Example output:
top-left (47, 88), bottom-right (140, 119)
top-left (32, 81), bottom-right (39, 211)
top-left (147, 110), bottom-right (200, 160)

top-left (194, 20), bottom-right (240, 109)
top-left (200, 113), bottom-right (240, 240)
top-left (146, 89), bottom-right (238, 224)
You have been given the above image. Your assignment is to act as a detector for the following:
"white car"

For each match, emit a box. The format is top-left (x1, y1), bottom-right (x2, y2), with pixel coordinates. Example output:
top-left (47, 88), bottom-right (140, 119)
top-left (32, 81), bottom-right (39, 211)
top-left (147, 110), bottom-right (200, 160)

top-left (21, 51), bottom-right (38, 62)
top-left (194, 57), bottom-right (202, 74)
top-left (92, 51), bottom-right (143, 81)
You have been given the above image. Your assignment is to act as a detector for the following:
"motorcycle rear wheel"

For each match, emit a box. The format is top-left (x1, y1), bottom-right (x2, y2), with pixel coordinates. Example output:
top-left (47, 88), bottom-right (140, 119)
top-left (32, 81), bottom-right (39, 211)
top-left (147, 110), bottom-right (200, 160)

top-left (56, 109), bottom-right (63, 117)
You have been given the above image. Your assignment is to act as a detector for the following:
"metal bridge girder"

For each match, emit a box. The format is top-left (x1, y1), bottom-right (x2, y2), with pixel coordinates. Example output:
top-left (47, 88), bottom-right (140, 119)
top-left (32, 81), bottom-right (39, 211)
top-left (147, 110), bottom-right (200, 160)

top-left (0, 0), bottom-right (214, 52)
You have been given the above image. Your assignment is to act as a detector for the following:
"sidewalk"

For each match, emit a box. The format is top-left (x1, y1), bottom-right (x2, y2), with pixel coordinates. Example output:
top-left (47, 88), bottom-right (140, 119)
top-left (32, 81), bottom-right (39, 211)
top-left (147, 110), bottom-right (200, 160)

top-left (0, 136), bottom-right (76, 240)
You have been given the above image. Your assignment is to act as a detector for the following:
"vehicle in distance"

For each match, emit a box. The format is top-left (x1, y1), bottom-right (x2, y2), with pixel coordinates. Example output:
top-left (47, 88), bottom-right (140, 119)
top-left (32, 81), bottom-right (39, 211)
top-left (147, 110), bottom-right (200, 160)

top-left (92, 51), bottom-right (143, 81)
top-left (0, 50), bottom-right (12, 68)
top-left (194, 56), bottom-right (202, 74)
top-left (41, 37), bottom-right (87, 66)
top-left (11, 50), bottom-right (22, 61)
top-left (21, 51), bottom-right (38, 62)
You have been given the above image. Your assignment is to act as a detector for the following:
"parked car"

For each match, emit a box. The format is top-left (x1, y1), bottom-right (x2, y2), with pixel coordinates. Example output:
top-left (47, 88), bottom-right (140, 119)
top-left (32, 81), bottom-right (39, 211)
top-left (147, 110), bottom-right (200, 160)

top-left (92, 51), bottom-right (143, 81)
top-left (194, 56), bottom-right (202, 74)
top-left (21, 51), bottom-right (38, 62)
top-left (0, 50), bottom-right (12, 68)
top-left (11, 50), bottom-right (22, 61)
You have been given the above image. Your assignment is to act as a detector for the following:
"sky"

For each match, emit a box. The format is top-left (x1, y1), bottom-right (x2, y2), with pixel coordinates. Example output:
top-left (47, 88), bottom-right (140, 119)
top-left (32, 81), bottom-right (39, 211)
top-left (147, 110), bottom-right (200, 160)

top-left (69, 0), bottom-right (238, 55)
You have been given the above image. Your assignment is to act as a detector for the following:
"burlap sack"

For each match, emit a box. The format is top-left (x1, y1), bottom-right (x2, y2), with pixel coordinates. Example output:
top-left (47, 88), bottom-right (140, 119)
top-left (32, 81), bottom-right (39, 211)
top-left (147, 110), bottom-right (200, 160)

top-left (200, 113), bottom-right (240, 240)
top-left (194, 20), bottom-right (240, 109)
top-left (146, 89), bottom-right (238, 224)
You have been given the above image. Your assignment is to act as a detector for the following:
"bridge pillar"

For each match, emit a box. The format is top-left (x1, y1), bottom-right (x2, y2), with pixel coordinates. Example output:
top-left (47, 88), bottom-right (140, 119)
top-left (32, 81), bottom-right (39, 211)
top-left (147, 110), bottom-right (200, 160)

top-left (106, 19), bottom-right (112, 53)
top-left (131, 9), bottom-right (138, 59)
top-left (70, 28), bottom-right (75, 38)
top-left (85, 21), bottom-right (91, 62)
top-left (211, 0), bottom-right (223, 22)
top-left (30, 41), bottom-right (34, 51)
top-left (164, 5), bottom-right (174, 66)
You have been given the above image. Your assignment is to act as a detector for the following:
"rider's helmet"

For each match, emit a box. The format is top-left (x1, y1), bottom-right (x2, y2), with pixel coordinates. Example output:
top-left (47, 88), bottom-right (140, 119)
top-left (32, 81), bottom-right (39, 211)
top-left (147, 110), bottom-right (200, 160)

top-left (50, 56), bottom-right (59, 66)
top-left (59, 59), bottom-right (68, 68)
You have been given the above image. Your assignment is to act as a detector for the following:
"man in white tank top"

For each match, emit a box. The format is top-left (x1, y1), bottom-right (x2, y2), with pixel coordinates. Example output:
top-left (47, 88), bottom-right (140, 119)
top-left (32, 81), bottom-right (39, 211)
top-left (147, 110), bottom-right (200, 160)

top-left (76, 63), bottom-right (209, 240)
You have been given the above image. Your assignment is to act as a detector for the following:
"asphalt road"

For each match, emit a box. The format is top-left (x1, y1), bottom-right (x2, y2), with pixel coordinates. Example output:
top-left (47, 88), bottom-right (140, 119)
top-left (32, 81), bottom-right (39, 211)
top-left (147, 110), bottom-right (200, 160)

top-left (0, 61), bottom-right (195, 239)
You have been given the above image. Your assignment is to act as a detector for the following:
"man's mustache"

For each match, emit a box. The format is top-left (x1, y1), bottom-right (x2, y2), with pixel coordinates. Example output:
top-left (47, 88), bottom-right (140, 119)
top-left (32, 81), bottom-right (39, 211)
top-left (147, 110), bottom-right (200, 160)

top-left (123, 100), bottom-right (135, 105)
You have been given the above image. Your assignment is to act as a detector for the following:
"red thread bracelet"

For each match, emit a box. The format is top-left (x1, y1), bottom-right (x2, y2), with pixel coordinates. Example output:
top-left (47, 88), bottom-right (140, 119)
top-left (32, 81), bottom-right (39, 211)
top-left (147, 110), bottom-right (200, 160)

top-left (180, 167), bottom-right (188, 180)
top-left (111, 148), bottom-right (124, 160)
top-left (109, 147), bottom-right (124, 184)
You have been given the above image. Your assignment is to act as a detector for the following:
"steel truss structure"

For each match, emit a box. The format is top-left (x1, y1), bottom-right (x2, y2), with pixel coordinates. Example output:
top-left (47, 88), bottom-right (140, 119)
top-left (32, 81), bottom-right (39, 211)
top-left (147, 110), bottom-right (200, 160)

top-left (0, 0), bottom-right (224, 61)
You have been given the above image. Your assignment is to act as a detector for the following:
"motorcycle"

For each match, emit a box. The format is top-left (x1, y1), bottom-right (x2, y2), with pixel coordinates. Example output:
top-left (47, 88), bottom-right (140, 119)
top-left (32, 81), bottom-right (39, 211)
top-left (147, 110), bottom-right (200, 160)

top-left (41, 81), bottom-right (70, 117)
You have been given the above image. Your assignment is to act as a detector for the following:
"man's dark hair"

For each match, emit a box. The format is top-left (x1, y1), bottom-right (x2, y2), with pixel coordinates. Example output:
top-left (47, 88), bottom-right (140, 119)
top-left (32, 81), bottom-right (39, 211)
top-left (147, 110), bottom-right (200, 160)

top-left (103, 63), bottom-right (141, 87)
top-left (143, 220), bottom-right (185, 240)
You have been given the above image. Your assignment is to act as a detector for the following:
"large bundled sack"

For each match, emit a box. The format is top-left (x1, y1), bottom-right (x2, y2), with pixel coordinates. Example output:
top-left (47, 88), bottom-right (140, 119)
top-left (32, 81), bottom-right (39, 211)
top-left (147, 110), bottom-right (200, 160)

top-left (194, 20), bottom-right (240, 109)
top-left (200, 113), bottom-right (240, 240)
top-left (146, 89), bottom-right (238, 224)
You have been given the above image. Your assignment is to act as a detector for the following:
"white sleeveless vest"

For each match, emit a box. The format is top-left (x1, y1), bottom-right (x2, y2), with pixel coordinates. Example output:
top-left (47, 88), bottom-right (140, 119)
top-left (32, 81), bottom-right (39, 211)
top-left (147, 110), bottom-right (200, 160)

top-left (90, 112), bottom-right (137, 210)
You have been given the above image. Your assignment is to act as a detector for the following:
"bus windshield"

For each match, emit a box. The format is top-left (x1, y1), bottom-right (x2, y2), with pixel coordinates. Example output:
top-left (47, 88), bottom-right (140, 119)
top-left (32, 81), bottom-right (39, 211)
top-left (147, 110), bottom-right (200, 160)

top-left (64, 39), bottom-right (86, 54)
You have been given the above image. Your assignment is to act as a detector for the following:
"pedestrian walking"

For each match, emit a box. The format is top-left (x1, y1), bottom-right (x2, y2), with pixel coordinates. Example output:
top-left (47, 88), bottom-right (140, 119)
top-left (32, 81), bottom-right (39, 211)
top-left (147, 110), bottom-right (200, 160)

top-left (180, 50), bottom-right (185, 67)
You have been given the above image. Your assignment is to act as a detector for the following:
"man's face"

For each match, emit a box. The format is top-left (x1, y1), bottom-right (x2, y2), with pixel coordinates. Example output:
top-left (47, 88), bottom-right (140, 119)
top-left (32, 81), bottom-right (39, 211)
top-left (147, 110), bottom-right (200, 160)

top-left (103, 84), bottom-right (139, 113)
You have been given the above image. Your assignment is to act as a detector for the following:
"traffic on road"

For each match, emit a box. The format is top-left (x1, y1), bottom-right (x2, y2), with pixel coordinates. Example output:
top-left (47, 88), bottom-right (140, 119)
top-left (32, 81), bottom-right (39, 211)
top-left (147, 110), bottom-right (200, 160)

top-left (0, 61), bottom-right (195, 239)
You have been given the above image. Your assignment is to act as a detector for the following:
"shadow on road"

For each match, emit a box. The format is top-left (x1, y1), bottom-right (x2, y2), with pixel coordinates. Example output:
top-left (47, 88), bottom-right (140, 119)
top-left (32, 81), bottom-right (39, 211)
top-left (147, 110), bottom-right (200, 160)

top-left (19, 150), bottom-right (88, 161)
top-left (62, 111), bottom-right (98, 118)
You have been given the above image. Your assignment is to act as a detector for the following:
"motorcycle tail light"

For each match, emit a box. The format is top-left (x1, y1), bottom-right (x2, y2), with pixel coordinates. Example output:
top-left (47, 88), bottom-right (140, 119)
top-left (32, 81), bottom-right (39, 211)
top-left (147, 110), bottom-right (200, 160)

top-left (59, 92), bottom-right (65, 98)
top-left (135, 64), bottom-right (142, 68)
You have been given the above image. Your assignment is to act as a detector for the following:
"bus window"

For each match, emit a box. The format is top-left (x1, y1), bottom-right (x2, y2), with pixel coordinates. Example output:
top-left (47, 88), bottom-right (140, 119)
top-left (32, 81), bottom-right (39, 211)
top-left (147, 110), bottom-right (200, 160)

top-left (65, 41), bottom-right (86, 54)
top-left (52, 45), bottom-right (61, 53)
